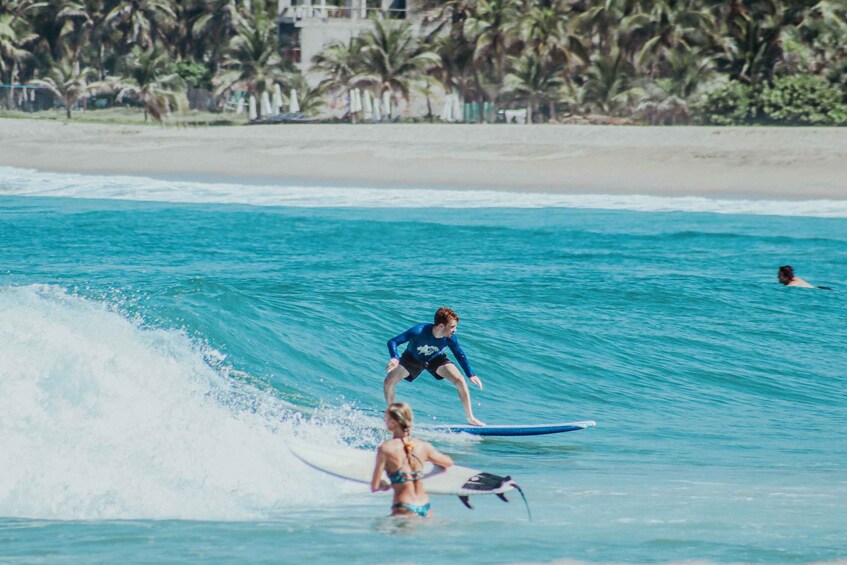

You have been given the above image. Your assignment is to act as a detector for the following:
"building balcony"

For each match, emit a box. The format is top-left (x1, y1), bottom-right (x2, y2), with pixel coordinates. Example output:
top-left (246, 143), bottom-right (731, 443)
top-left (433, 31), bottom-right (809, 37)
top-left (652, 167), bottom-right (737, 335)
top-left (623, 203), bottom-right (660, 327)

top-left (277, 0), bottom-right (408, 23)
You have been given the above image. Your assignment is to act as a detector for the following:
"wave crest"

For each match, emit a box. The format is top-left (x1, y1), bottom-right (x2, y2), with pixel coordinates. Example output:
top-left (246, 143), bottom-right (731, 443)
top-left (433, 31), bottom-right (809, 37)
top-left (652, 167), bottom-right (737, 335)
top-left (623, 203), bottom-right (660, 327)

top-left (2, 167), bottom-right (846, 217)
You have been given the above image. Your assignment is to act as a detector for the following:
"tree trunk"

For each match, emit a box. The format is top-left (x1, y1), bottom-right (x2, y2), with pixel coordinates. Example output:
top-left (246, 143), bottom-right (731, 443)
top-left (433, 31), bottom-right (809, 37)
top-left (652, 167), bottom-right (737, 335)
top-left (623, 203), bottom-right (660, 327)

top-left (98, 43), bottom-right (105, 80)
top-left (8, 63), bottom-right (18, 109)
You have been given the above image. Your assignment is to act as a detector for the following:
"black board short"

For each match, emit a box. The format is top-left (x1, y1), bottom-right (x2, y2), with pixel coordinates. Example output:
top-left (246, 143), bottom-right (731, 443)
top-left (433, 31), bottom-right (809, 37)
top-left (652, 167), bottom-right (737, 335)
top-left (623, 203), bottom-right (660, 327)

top-left (400, 351), bottom-right (453, 382)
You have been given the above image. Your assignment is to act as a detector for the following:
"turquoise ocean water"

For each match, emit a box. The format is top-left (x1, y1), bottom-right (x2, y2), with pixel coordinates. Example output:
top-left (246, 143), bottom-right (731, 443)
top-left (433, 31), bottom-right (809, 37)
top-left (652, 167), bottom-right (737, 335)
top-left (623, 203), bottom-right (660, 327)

top-left (1, 167), bottom-right (845, 564)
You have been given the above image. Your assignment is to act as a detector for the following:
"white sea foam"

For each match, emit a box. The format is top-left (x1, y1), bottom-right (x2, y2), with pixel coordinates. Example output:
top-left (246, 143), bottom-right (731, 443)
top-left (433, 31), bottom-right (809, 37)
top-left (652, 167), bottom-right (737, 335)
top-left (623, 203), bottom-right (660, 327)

top-left (1, 166), bottom-right (846, 218)
top-left (0, 284), bottom-right (371, 521)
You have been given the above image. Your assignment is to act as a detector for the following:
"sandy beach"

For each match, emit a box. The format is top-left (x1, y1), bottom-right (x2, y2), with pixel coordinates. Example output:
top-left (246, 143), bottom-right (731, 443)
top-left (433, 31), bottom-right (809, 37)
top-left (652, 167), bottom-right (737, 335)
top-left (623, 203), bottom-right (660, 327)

top-left (1, 118), bottom-right (846, 199)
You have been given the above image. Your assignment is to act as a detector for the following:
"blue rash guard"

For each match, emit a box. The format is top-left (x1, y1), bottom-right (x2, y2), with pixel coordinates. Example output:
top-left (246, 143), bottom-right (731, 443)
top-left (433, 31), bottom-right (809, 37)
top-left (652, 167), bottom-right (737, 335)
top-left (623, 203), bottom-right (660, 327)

top-left (387, 323), bottom-right (475, 378)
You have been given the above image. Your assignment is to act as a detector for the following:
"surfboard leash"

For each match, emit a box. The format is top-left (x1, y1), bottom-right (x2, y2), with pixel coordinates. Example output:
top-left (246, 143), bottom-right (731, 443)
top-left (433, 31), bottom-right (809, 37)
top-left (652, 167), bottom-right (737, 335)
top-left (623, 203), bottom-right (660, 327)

top-left (510, 481), bottom-right (532, 522)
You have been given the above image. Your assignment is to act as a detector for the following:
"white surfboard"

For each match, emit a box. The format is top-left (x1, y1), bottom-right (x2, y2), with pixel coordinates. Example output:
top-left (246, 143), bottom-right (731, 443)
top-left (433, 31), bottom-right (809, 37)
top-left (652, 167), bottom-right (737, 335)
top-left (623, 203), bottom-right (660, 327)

top-left (286, 439), bottom-right (518, 497)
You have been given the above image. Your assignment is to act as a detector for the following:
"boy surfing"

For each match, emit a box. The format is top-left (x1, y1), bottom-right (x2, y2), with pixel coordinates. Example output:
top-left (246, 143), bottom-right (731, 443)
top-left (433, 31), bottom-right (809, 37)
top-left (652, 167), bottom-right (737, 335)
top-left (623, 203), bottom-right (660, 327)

top-left (383, 307), bottom-right (485, 426)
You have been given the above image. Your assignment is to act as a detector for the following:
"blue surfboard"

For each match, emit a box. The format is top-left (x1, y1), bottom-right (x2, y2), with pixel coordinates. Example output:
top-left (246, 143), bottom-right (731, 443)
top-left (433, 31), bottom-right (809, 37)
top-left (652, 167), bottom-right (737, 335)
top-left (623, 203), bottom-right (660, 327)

top-left (420, 420), bottom-right (596, 437)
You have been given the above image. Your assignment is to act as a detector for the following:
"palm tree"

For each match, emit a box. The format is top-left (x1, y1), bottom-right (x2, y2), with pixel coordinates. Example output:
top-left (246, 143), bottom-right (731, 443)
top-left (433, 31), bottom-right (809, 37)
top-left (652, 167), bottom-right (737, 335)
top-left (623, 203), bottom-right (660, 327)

top-left (463, 0), bottom-right (519, 119)
top-left (428, 32), bottom-right (479, 110)
top-left (192, 0), bottom-right (247, 66)
top-left (54, 1), bottom-right (94, 66)
top-left (787, 0), bottom-right (847, 80)
top-left (0, 2), bottom-right (39, 109)
top-left (712, 0), bottom-right (815, 85)
top-left (280, 71), bottom-right (325, 116)
top-left (112, 47), bottom-right (188, 122)
top-left (311, 36), bottom-right (366, 96)
top-left (517, 0), bottom-right (584, 67)
top-left (214, 2), bottom-right (287, 119)
top-left (580, 47), bottom-right (635, 115)
top-left (103, 0), bottom-right (176, 52)
top-left (356, 18), bottom-right (441, 109)
top-left (633, 47), bottom-right (714, 124)
top-left (503, 52), bottom-right (566, 123)
top-left (571, 0), bottom-right (628, 58)
top-left (1, 13), bottom-right (35, 76)
top-left (661, 46), bottom-right (714, 99)
top-left (515, 0), bottom-right (586, 120)
top-left (170, 0), bottom-right (201, 62)
top-left (29, 56), bottom-right (95, 118)
top-left (620, 0), bottom-right (716, 75)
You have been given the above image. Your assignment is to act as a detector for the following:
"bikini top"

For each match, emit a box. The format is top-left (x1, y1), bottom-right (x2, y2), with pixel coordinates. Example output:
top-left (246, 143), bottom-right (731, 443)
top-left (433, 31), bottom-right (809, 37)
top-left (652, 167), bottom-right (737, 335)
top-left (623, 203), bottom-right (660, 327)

top-left (386, 438), bottom-right (424, 484)
top-left (387, 468), bottom-right (424, 484)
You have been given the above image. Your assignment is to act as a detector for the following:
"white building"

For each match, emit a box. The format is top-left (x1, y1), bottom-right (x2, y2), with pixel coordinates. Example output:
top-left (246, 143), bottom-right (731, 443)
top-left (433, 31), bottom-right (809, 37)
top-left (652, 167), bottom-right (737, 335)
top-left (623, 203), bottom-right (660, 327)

top-left (275, 0), bottom-right (464, 120)
top-left (276, 0), bottom-right (427, 82)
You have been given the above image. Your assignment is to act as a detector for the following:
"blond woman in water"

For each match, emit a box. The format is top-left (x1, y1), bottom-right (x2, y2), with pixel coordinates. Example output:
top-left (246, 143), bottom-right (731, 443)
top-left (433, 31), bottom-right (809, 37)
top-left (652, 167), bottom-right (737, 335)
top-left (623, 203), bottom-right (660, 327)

top-left (370, 402), bottom-right (453, 517)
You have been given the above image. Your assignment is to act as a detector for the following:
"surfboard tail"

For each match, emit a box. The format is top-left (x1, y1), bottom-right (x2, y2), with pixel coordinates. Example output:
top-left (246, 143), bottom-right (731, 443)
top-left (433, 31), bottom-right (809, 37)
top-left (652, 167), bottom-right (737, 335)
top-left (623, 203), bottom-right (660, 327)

top-left (456, 473), bottom-right (532, 520)
top-left (460, 472), bottom-right (513, 493)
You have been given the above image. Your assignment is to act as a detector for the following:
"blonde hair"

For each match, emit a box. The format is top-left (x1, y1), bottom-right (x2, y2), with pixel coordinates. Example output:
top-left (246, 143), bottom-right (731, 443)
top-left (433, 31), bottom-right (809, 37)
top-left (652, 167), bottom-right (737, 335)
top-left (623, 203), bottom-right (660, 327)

top-left (387, 402), bottom-right (414, 433)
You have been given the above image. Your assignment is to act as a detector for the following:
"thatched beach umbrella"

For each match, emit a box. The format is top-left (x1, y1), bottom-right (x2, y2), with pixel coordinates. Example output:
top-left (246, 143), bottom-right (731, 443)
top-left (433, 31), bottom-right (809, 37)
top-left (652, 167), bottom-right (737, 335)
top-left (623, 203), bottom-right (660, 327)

top-left (373, 97), bottom-right (382, 122)
top-left (452, 93), bottom-right (462, 123)
top-left (382, 90), bottom-right (392, 120)
top-left (350, 88), bottom-right (362, 114)
top-left (260, 91), bottom-right (272, 117)
top-left (441, 94), bottom-right (452, 122)
top-left (290, 89), bottom-right (300, 113)
top-left (272, 84), bottom-right (283, 116)
top-left (363, 89), bottom-right (373, 121)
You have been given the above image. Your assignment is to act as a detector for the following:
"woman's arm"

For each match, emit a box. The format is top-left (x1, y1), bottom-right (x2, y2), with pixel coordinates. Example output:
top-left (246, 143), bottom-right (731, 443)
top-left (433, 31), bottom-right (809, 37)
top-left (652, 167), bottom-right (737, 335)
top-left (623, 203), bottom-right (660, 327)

top-left (424, 442), bottom-right (453, 469)
top-left (370, 447), bottom-right (390, 492)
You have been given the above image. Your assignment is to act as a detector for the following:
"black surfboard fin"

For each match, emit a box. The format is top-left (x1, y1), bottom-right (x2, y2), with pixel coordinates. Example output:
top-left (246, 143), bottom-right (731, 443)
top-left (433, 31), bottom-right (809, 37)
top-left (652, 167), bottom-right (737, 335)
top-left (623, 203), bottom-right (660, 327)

top-left (496, 493), bottom-right (509, 503)
top-left (458, 496), bottom-right (473, 509)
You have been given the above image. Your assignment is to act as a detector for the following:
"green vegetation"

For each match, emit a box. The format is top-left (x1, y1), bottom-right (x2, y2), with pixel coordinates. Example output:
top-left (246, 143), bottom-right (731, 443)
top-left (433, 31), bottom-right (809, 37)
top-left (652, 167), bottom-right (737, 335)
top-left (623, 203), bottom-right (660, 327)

top-left (761, 74), bottom-right (847, 125)
top-left (1, 0), bottom-right (845, 125)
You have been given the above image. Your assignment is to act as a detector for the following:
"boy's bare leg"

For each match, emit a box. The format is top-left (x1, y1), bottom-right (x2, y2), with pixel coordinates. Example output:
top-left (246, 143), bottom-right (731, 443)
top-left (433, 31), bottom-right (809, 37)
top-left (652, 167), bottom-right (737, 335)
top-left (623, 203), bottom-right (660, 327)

top-left (437, 364), bottom-right (485, 426)
top-left (384, 365), bottom-right (410, 406)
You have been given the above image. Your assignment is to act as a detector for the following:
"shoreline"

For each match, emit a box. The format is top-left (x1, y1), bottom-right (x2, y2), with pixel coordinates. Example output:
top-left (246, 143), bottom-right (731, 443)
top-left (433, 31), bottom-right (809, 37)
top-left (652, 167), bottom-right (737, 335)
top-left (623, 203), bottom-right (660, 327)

top-left (1, 118), bottom-right (846, 200)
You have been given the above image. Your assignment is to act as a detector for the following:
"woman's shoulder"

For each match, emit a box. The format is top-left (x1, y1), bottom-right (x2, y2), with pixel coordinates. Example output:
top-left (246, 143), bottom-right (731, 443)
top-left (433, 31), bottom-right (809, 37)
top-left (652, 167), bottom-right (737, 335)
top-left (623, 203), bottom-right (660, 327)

top-left (410, 437), bottom-right (434, 452)
top-left (378, 438), bottom-right (402, 452)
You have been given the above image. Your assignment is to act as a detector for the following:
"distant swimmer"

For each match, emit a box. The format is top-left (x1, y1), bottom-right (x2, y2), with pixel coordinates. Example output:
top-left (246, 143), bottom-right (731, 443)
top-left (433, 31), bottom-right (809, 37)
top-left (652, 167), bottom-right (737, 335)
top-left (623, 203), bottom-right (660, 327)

top-left (371, 403), bottom-right (453, 518)
top-left (778, 265), bottom-right (832, 290)
top-left (384, 307), bottom-right (485, 426)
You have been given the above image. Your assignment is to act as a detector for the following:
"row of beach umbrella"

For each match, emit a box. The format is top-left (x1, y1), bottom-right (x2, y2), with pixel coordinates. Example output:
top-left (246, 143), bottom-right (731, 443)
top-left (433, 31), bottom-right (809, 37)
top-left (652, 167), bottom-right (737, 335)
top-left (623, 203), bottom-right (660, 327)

top-left (440, 92), bottom-right (463, 123)
top-left (345, 89), bottom-right (463, 122)
top-left (348, 88), bottom-right (392, 121)
top-left (236, 84), bottom-right (299, 120)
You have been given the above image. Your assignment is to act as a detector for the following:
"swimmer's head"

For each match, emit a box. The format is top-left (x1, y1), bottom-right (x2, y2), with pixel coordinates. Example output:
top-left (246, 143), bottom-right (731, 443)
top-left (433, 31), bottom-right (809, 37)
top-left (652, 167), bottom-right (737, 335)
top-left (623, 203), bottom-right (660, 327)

top-left (778, 265), bottom-right (795, 285)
